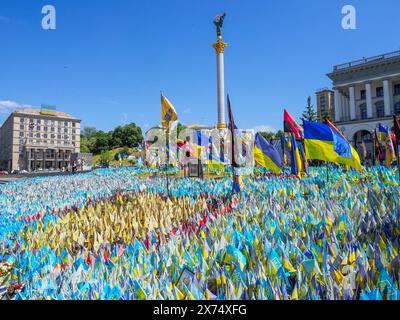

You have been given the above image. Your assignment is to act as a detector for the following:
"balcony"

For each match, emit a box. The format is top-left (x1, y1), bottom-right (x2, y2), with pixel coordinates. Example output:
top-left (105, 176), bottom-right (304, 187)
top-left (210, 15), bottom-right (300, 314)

top-left (333, 50), bottom-right (400, 71)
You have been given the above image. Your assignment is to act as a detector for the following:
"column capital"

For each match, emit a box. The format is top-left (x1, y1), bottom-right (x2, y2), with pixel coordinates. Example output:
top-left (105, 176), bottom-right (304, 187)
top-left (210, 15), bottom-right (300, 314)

top-left (213, 36), bottom-right (228, 54)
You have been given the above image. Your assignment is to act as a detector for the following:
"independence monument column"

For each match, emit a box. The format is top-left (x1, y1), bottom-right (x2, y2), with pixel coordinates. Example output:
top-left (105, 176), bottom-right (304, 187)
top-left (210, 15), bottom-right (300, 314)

top-left (213, 13), bottom-right (228, 129)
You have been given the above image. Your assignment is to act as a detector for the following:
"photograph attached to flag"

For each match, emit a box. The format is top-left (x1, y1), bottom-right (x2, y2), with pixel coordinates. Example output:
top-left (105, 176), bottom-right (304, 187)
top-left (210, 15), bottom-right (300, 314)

top-left (161, 94), bottom-right (178, 128)
top-left (254, 133), bottom-right (283, 174)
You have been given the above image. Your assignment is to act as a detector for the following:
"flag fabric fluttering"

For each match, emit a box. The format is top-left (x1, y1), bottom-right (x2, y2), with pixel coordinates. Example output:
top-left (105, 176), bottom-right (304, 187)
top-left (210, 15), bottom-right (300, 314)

top-left (304, 120), bottom-right (362, 171)
top-left (377, 123), bottom-right (389, 142)
top-left (290, 133), bottom-right (303, 177)
top-left (284, 109), bottom-right (303, 140)
top-left (161, 94), bottom-right (178, 129)
top-left (227, 95), bottom-right (242, 193)
top-left (254, 133), bottom-right (283, 175)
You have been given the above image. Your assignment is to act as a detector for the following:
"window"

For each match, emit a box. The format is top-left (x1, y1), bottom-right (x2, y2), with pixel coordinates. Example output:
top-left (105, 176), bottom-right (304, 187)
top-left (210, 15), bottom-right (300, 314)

top-left (72, 135), bottom-right (76, 141)
top-left (72, 129), bottom-right (76, 134)
top-left (64, 128), bottom-right (68, 133)
top-left (37, 126), bottom-right (41, 131)
top-left (20, 124), bottom-right (25, 130)
top-left (360, 90), bottom-right (366, 100)
top-left (44, 134), bottom-right (48, 139)
top-left (375, 100), bottom-right (384, 117)
top-left (20, 118), bottom-right (25, 123)
top-left (51, 134), bottom-right (55, 139)
top-left (29, 133), bottom-right (33, 138)
top-left (36, 133), bottom-right (40, 138)
top-left (64, 121), bottom-right (68, 126)
top-left (360, 104), bottom-right (367, 119)
top-left (37, 119), bottom-right (41, 124)
top-left (44, 126), bottom-right (48, 132)
top-left (58, 127), bottom-right (61, 133)
top-left (44, 120), bottom-right (48, 125)
top-left (395, 102), bottom-right (400, 114)
top-left (64, 134), bottom-right (68, 140)
top-left (376, 87), bottom-right (384, 97)
top-left (72, 123), bottom-right (76, 127)
top-left (57, 134), bottom-right (61, 139)
top-left (20, 132), bottom-right (24, 137)
top-left (394, 84), bottom-right (400, 95)
top-left (51, 127), bottom-right (55, 132)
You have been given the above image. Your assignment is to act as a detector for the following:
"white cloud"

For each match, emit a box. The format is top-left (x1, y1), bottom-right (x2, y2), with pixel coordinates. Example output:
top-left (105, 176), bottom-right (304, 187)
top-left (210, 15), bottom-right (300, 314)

top-left (0, 100), bottom-right (33, 114)
top-left (253, 124), bottom-right (275, 133)
top-left (183, 108), bottom-right (191, 114)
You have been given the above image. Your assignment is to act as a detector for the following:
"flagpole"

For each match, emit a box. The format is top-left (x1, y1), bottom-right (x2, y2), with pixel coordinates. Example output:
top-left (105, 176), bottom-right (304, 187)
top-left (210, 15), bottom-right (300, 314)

top-left (372, 129), bottom-right (377, 167)
top-left (161, 91), bottom-right (170, 198)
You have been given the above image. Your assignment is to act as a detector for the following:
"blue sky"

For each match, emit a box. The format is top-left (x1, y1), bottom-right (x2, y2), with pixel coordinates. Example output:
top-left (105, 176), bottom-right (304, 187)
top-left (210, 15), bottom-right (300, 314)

top-left (1, 0), bottom-right (400, 133)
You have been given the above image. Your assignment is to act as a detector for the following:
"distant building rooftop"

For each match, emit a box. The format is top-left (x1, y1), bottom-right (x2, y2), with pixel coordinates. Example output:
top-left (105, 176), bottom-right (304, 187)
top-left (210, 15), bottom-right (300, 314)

top-left (332, 50), bottom-right (400, 72)
top-left (13, 108), bottom-right (80, 121)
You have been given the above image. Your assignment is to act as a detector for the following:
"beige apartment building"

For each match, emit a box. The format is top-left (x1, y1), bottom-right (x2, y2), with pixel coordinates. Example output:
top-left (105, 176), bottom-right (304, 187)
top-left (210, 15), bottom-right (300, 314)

top-left (315, 88), bottom-right (335, 121)
top-left (0, 107), bottom-right (81, 172)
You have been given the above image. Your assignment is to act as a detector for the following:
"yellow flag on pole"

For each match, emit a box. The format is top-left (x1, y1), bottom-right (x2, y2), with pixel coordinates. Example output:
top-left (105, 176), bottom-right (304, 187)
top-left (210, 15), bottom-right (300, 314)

top-left (161, 94), bottom-right (178, 128)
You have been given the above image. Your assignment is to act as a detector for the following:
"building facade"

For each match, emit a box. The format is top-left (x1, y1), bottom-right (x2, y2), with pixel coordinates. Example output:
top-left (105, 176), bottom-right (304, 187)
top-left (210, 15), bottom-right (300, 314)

top-left (0, 108), bottom-right (81, 172)
top-left (315, 88), bottom-right (335, 122)
top-left (327, 50), bottom-right (400, 161)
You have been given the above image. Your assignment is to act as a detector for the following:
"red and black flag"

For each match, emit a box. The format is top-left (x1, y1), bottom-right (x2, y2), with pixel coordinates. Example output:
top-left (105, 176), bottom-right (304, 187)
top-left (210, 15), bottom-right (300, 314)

top-left (284, 109), bottom-right (303, 140)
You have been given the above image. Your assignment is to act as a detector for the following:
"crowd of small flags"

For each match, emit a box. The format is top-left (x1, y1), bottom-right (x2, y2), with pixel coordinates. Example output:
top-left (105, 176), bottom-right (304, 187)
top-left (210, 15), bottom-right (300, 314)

top-left (1, 165), bottom-right (400, 300)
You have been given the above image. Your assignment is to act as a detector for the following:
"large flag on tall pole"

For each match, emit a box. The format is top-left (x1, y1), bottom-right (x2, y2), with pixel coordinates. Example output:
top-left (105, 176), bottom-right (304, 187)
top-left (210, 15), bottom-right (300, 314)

top-left (284, 109), bottom-right (303, 140)
top-left (304, 120), bottom-right (362, 171)
top-left (161, 94), bottom-right (178, 129)
top-left (227, 95), bottom-right (243, 193)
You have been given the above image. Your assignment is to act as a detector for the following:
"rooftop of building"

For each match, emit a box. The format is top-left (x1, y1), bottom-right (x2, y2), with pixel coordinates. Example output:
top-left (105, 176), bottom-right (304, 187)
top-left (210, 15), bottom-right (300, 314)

top-left (12, 108), bottom-right (80, 121)
top-left (332, 49), bottom-right (400, 73)
top-left (316, 87), bottom-right (334, 94)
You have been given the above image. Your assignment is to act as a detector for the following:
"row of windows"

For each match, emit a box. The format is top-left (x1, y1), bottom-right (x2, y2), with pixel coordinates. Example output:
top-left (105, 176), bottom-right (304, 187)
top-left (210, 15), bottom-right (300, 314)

top-left (19, 124), bottom-right (77, 134)
top-left (19, 118), bottom-right (77, 127)
top-left (359, 84), bottom-right (400, 100)
top-left (19, 139), bottom-right (77, 147)
top-left (19, 132), bottom-right (76, 140)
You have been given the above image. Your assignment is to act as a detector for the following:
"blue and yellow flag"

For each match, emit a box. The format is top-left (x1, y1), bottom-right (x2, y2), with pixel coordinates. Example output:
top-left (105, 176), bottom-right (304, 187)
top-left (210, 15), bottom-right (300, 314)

top-left (377, 123), bottom-right (389, 142)
top-left (161, 94), bottom-right (178, 128)
top-left (254, 133), bottom-right (282, 174)
top-left (290, 133), bottom-right (303, 177)
top-left (304, 120), bottom-right (362, 171)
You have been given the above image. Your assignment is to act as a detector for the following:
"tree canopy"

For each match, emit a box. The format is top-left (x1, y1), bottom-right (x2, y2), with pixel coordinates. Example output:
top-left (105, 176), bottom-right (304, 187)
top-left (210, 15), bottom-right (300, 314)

top-left (80, 123), bottom-right (143, 155)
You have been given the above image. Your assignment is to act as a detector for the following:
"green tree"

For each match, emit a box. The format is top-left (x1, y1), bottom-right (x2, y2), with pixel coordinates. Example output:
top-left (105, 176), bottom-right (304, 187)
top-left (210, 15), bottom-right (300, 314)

top-left (301, 96), bottom-right (317, 122)
top-left (99, 150), bottom-right (112, 166)
top-left (82, 127), bottom-right (97, 140)
top-left (93, 131), bottom-right (110, 154)
top-left (259, 131), bottom-right (276, 141)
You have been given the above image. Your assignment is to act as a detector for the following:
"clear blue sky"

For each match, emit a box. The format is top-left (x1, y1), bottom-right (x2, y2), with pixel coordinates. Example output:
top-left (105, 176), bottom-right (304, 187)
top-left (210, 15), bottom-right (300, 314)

top-left (1, 0), bottom-right (400, 133)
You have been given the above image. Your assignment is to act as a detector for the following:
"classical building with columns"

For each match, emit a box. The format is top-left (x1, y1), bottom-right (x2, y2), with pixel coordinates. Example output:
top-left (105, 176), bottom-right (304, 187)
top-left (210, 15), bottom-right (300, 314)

top-left (327, 50), bottom-right (400, 161)
top-left (0, 107), bottom-right (81, 172)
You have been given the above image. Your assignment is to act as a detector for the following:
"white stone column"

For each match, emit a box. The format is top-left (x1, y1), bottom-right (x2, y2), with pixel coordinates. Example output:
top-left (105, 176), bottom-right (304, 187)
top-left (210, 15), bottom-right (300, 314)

top-left (349, 86), bottom-right (356, 120)
top-left (213, 37), bottom-right (228, 129)
top-left (334, 89), bottom-right (342, 122)
top-left (383, 79), bottom-right (392, 116)
top-left (365, 82), bottom-right (373, 118)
